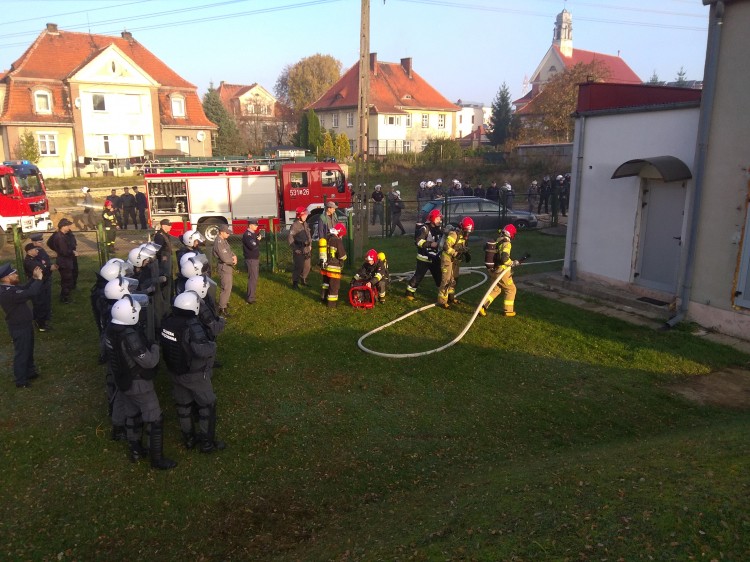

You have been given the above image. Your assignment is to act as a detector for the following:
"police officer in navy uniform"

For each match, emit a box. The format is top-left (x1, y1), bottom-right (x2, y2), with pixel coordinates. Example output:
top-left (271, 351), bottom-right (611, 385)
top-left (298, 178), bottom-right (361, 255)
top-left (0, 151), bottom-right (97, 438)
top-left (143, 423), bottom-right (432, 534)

top-left (241, 218), bottom-right (262, 304)
top-left (0, 262), bottom-right (44, 388)
top-left (153, 219), bottom-right (175, 305)
top-left (106, 295), bottom-right (177, 470)
top-left (160, 290), bottom-right (225, 453)
top-left (24, 239), bottom-right (55, 331)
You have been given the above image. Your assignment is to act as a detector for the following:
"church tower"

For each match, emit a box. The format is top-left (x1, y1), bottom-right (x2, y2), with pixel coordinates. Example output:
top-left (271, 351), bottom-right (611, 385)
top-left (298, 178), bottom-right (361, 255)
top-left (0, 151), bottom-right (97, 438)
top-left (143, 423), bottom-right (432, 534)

top-left (553, 8), bottom-right (573, 57)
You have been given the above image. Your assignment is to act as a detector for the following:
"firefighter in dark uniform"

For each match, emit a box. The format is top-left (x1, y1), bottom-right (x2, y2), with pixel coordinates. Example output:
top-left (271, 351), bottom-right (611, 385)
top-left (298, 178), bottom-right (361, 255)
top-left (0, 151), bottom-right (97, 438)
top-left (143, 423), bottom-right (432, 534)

top-left (153, 219), bottom-right (175, 306)
top-left (0, 263), bottom-right (43, 388)
top-left (437, 217), bottom-right (474, 309)
top-left (23, 241), bottom-right (55, 331)
top-left (351, 248), bottom-right (387, 305)
top-left (406, 209), bottom-right (444, 300)
top-left (320, 222), bottom-right (348, 307)
top-left (287, 206), bottom-right (311, 289)
top-left (160, 290), bottom-right (225, 453)
top-left (106, 295), bottom-right (176, 470)
top-left (102, 199), bottom-right (118, 255)
top-left (480, 224), bottom-right (519, 318)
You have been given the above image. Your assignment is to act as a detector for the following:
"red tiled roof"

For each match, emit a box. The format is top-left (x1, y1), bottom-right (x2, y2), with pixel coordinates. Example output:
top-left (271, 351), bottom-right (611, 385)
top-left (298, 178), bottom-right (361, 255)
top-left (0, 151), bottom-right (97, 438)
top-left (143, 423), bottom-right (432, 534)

top-left (553, 45), bottom-right (641, 84)
top-left (309, 55), bottom-right (458, 114)
top-left (576, 83), bottom-right (701, 113)
top-left (2, 27), bottom-right (214, 128)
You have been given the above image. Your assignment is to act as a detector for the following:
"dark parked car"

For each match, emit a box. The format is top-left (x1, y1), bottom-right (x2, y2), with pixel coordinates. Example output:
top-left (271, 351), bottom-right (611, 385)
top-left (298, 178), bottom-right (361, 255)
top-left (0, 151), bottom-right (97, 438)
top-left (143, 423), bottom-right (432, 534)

top-left (420, 196), bottom-right (538, 230)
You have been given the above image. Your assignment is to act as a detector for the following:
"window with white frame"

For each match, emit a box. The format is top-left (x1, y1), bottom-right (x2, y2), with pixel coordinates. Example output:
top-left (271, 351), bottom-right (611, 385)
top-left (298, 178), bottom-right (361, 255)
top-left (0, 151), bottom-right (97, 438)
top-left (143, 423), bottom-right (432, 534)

top-left (101, 135), bottom-right (111, 155)
top-left (34, 91), bottom-right (52, 114)
top-left (332, 113), bottom-right (339, 127)
top-left (421, 140), bottom-right (428, 150)
top-left (405, 113), bottom-right (412, 128)
top-left (404, 140), bottom-right (412, 153)
top-left (421, 114), bottom-right (429, 128)
top-left (438, 114), bottom-right (446, 129)
top-left (93, 94), bottom-right (106, 112)
top-left (171, 95), bottom-right (185, 118)
top-left (346, 112), bottom-right (354, 127)
top-left (319, 115), bottom-right (325, 128)
top-left (37, 133), bottom-right (57, 156)
top-left (175, 135), bottom-right (189, 154)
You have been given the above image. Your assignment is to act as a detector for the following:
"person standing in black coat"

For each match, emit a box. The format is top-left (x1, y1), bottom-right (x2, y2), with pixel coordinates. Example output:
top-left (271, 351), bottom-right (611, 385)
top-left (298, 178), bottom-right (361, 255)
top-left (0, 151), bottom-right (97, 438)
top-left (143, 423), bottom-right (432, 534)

top-left (120, 187), bottom-right (137, 230)
top-left (153, 219), bottom-right (175, 305)
top-left (134, 185), bottom-right (148, 229)
top-left (47, 218), bottom-right (77, 303)
top-left (23, 242), bottom-right (55, 331)
top-left (241, 219), bottom-right (262, 304)
top-left (0, 262), bottom-right (44, 388)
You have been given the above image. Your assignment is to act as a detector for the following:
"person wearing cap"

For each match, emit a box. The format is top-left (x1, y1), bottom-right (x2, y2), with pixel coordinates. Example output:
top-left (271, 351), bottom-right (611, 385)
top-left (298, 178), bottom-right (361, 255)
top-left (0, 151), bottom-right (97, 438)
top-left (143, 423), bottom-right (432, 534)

top-left (0, 262), bottom-right (44, 388)
top-left (370, 185), bottom-right (384, 226)
top-left (212, 224), bottom-right (237, 318)
top-left (23, 242), bottom-right (56, 331)
top-left (389, 190), bottom-right (406, 236)
top-left (120, 186), bottom-right (137, 230)
top-left (288, 207), bottom-right (311, 289)
top-left (317, 200), bottom-right (338, 240)
top-left (80, 186), bottom-right (96, 230)
top-left (47, 218), bottom-right (78, 303)
top-left (153, 219), bottom-right (175, 305)
top-left (133, 185), bottom-right (148, 230)
top-left (241, 219), bottom-right (262, 304)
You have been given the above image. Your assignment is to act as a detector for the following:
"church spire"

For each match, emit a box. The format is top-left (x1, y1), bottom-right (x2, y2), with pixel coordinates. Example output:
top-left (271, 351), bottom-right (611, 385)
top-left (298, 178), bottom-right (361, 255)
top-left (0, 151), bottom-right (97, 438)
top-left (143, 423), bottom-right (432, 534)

top-left (553, 8), bottom-right (573, 58)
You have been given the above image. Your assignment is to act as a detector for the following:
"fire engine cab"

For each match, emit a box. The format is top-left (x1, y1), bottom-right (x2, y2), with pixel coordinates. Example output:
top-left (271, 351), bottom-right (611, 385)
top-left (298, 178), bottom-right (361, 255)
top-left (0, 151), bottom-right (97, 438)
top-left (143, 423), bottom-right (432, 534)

top-left (0, 160), bottom-right (52, 248)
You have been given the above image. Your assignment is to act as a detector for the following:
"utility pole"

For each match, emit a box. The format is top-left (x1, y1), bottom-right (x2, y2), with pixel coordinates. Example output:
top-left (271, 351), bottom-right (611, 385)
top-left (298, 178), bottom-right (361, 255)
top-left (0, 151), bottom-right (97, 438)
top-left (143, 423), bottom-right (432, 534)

top-left (353, 0), bottom-right (370, 262)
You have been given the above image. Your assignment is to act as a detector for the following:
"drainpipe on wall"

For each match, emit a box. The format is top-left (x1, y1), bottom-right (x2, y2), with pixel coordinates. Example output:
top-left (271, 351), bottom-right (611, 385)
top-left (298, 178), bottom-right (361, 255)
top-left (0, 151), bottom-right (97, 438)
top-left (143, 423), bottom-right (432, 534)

top-left (563, 113), bottom-right (586, 280)
top-left (666, 0), bottom-right (724, 328)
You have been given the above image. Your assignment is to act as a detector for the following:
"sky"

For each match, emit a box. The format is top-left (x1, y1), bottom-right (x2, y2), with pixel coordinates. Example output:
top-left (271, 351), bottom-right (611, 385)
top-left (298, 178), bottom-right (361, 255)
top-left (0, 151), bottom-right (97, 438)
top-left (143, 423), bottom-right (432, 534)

top-left (2, 0), bottom-right (710, 106)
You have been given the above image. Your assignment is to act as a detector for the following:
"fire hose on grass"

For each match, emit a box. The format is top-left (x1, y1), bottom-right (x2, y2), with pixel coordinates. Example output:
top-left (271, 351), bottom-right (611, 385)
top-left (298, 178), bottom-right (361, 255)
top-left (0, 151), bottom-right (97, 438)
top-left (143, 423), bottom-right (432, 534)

top-left (357, 254), bottom-right (562, 359)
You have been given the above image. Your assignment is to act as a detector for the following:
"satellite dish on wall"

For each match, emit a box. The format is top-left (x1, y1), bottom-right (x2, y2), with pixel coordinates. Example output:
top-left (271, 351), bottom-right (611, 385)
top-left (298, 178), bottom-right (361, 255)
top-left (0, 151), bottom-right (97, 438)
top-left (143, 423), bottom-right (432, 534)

top-left (196, 131), bottom-right (206, 142)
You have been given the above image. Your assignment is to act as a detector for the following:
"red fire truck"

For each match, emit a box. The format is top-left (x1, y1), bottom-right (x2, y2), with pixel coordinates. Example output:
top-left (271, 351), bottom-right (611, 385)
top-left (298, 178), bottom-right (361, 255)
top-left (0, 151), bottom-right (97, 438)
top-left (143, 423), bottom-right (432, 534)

top-left (144, 161), bottom-right (350, 239)
top-left (0, 160), bottom-right (53, 248)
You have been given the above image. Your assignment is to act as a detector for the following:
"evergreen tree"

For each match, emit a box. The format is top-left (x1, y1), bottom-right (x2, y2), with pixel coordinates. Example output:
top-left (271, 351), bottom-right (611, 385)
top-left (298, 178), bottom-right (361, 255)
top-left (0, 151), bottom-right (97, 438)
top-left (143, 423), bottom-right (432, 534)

top-left (675, 67), bottom-right (688, 87)
top-left (295, 111), bottom-right (309, 149)
top-left (16, 130), bottom-right (40, 163)
top-left (488, 83), bottom-right (514, 148)
top-left (335, 133), bottom-right (351, 161)
top-left (202, 85), bottom-right (244, 156)
top-left (305, 109), bottom-right (323, 153)
top-left (320, 131), bottom-right (335, 159)
top-left (648, 70), bottom-right (663, 85)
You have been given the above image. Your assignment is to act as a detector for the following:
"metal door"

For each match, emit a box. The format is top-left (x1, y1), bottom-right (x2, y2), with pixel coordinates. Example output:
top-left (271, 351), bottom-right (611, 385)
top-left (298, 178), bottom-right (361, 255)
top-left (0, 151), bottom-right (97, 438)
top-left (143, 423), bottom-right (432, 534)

top-left (635, 180), bottom-right (685, 293)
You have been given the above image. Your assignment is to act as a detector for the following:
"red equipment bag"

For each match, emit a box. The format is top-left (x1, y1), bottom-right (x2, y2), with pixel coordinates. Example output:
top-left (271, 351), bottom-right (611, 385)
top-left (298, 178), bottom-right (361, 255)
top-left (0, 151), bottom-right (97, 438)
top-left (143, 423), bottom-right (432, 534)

top-left (349, 284), bottom-right (376, 309)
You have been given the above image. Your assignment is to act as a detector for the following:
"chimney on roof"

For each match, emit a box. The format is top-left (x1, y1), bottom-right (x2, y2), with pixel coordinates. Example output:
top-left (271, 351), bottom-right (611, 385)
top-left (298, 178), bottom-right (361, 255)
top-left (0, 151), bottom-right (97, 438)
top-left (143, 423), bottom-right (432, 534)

top-left (401, 57), bottom-right (413, 79)
top-left (46, 23), bottom-right (59, 34)
top-left (370, 53), bottom-right (377, 76)
top-left (121, 30), bottom-right (133, 42)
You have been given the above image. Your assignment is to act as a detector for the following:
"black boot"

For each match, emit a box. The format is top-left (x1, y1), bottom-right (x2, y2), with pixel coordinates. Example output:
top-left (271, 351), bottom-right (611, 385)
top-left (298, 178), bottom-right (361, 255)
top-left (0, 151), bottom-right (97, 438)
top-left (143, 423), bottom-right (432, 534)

top-left (111, 424), bottom-right (127, 441)
top-left (182, 430), bottom-right (196, 450)
top-left (200, 403), bottom-right (226, 454)
top-left (149, 417), bottom-right (177, 470)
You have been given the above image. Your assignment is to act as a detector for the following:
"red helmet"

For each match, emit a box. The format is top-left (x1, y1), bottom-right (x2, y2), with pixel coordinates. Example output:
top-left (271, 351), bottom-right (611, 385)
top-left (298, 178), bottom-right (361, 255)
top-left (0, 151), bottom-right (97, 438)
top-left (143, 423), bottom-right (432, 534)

top-left (295, 206), bottom-right (307, 218)
top-left (426, 209), bottom-right (442, 223)
top-left (501, 224), bottom-right (517, 239)
top-left (333, 222), bottom-right (347, 237)
top-left (365, 249), bottom-right (378, 263)
top-left (460, 217), bottom-right (474, 232)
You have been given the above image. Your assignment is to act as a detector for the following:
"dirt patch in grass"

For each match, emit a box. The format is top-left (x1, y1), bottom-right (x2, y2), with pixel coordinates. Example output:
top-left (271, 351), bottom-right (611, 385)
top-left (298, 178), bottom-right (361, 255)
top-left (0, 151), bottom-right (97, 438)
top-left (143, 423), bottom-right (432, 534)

top-left (667, 368), bottom-right (750, 409)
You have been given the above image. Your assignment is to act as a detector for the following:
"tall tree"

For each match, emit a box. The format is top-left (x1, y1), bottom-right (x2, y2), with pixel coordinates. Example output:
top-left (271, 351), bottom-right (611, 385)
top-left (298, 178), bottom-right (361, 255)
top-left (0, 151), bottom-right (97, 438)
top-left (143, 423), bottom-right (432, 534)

top-left (335, 133), bottom-right (351, 161)
top-left (675, 66), bottom-right (688, 87)
top-left (202, 85), bottom-right (245, 156)
top-left (320, 131), bottom-right (335, 159)
top-left (16, 130), bottom-right (40, 163)
top-left (488, 82), bottom-right (514, 148)
top-left (305, 109), bottom-right (323, 153)
top-left (275, 54), bottom-right (342, 111)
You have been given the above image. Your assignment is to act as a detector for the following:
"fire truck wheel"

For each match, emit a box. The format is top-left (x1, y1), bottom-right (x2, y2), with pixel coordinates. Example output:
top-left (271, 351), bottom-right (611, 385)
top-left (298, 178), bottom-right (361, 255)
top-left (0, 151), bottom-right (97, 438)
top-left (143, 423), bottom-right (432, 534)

top-left (200, 220), bottom-right (223, 242)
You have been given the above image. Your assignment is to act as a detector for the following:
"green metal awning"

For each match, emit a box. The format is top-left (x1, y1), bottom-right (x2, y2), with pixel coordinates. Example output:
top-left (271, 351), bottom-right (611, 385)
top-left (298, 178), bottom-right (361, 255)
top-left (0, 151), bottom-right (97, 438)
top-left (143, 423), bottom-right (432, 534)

top-left (611, 156), bottom-right (692, 182)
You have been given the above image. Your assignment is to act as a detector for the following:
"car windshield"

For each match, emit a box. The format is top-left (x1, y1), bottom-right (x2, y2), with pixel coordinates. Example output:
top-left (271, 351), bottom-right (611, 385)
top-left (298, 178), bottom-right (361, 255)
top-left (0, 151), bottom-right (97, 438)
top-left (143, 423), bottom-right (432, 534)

top-left (14, 170), bottom-right (44, 197)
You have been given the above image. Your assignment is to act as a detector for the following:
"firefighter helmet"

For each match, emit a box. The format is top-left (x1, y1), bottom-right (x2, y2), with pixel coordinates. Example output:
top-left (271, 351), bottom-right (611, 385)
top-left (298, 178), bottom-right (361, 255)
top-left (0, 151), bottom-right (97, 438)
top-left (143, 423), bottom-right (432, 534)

top-left (111, 295), bottom-right (141, 326)
top-left (332, 222), bottom-right (347, 237)
top-left (501, 224), bottom-right (517, 239)
top-left (173, 290), bottom-right (201, 316)
top-left (365, 249), bottom-right (378, 263)
top-left (426, 209), bottom-right (442, 223)
top-left (377, 251), bottom-right (386, 262)
top-left (295, 206), bottom-right (307, 218)
top-left (459, 217), bottom-right (474, 232)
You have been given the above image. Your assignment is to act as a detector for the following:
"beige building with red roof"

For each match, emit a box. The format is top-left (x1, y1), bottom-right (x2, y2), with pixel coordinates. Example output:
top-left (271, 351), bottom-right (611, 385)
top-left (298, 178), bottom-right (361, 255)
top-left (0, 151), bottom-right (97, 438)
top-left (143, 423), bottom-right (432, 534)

top-left (308, 53), bottom-right (459, 156)
top-left (514, 9), bottom-right (642, 114)
top-left (0, 24), bottom-right (216, 178)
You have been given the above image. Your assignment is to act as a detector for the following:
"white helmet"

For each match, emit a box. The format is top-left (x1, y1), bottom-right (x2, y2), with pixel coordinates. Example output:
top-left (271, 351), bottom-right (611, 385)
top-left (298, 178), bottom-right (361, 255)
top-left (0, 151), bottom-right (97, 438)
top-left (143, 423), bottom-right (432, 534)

top-left (531, 180), bottom-right (538, 186)
top-left (452, 179), bottom-right (460, 185)
top-left (81, 186), bottom-right (90, 193)
top-left (173, 290), bottom-right (201, 315)
top-left (181, 229), bottom-right (205, 247)
top-left (100, 258), bottom-right (131, 281)
top-left (180, 255), bottom-right (204, 278)
top-left (128, 245), bottom-right (156, 268)
top-left (104, 276), bottom-right (138, 300)
top-left (435, 178), bottom-right (443, 184)
top-left (184, 274), bottom-right (215, 299)
top-left (374, 184), bottom-right (381, 190)
top-left (426, 180), bottom-right (435, 188)
top-left (111, 295), bottom-right (141, 326)
top-left (394, 190), bottom-right (401, 197)
top-left (419, 181), bottom-right (426, 189)
top-left (556, 175), bottom-right (564, 181)
top-left (454, 181), bottom-right (461, 189)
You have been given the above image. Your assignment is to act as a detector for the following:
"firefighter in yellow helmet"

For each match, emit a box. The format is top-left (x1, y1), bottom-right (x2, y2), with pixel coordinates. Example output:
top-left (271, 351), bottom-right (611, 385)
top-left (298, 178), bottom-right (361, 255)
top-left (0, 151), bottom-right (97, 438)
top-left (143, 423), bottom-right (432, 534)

top-left (480, 223), bottom-right (519, 317)
top-left (320, 222), bottom-right (348, 307)
top-left (437, 217), bottom-right (474, 309)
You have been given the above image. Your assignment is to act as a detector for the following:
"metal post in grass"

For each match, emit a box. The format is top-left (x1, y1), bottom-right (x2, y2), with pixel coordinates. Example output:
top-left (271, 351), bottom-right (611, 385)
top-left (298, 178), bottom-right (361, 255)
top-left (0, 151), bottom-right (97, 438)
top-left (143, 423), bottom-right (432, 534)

top-left (96, 223), bottom-right (108, 266)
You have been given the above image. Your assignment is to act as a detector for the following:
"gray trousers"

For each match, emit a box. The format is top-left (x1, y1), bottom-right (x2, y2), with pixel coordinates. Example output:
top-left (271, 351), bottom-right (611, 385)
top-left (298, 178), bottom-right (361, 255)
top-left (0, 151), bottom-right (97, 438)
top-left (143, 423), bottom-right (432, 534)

top-left (170, 370), bottom-right (217, 435)
top-left (217, 263), bottom-right (233, 308)
top-left (292, 251), bottom-right (311, 284)
top-left (245, 258), bottom-right (259, 302)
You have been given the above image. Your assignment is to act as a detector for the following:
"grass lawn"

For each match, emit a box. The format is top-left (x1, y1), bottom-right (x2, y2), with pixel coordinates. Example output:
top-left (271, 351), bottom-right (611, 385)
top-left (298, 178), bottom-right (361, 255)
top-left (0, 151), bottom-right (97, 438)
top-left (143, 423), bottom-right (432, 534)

top-left (1, 230), bottom-right (749, 561)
